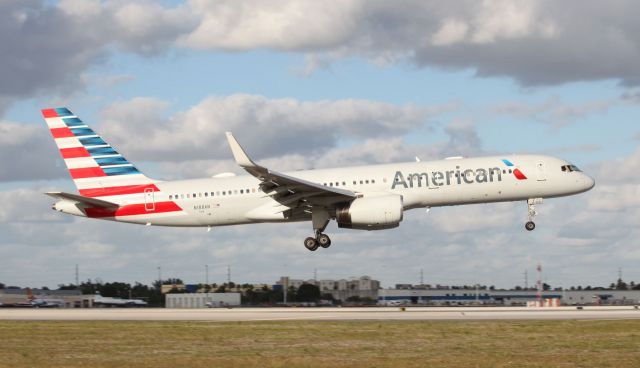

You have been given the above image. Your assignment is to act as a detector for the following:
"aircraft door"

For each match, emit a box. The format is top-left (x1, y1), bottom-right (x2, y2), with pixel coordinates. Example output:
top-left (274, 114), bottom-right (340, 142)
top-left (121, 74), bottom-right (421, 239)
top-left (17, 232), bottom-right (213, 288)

top-left (144, 188), bottom-right (155, 211)
top-left (536, 161), bottom-right (547, 181)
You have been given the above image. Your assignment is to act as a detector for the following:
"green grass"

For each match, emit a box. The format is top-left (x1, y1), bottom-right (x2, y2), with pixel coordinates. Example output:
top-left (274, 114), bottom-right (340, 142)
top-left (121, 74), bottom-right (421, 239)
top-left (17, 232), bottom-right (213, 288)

top-left (0, 320), bottom-right (639, 367)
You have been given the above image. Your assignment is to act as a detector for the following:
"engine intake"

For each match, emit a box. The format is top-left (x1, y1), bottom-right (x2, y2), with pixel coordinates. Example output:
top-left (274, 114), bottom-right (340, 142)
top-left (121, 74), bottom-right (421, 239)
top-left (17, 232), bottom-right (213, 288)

top-left (336, 195), bottom-right (403, 230)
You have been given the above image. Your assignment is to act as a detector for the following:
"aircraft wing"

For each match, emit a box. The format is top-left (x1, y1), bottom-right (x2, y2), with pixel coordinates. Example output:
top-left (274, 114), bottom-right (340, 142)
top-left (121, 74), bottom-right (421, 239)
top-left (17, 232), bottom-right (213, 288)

top-left (225, 132), bottom-right (357, 206)
top-left (45, 192), bottom-right (118, 208)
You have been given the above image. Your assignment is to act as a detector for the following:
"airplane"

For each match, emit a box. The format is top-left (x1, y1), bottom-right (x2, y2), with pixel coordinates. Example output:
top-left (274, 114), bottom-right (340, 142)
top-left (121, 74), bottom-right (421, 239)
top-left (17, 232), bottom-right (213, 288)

top-left (26, 288), bottom-right (65, 308)
top-left (42, 107), bottom-right (595, 251)
top-left (93, 293), bottom-right (147, 307)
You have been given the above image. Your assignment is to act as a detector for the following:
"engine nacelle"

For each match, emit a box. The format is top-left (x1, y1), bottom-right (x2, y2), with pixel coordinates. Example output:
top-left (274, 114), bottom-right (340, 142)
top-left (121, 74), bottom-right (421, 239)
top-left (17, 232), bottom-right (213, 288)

top-left (336, 195), bottom-right (403, 230)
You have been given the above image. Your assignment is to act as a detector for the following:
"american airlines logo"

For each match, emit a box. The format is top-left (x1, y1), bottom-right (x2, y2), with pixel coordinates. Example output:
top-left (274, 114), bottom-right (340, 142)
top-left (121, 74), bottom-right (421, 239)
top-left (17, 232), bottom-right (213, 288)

top-left (391, 159), bottom-right (527, 189)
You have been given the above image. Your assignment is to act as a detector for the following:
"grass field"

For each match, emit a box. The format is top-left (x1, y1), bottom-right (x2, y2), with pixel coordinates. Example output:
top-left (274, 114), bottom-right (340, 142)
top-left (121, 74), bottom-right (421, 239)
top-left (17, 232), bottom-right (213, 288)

top-left (1, 320), bottom-right (639, 367)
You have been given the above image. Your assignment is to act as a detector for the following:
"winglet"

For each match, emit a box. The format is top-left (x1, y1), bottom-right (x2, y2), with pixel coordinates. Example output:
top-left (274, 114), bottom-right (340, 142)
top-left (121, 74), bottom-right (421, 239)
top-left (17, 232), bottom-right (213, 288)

top-left (225, 132), bottom-right (258, 168)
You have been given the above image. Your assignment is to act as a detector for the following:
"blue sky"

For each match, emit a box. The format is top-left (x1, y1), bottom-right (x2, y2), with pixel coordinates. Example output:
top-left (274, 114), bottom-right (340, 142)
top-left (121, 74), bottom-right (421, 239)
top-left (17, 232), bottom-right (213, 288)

top-left (1, 0), bottom-right (639, 289)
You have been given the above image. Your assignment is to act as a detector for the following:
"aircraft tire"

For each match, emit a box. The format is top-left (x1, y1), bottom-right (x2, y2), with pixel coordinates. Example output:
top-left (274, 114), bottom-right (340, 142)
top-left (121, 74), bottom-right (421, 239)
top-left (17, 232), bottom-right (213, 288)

top-left (525, 221), bottom-right (536, 231)
top-left (304, 237), bottom-right (319, 251)
top-left (318, 234), bottom-right (331, 248)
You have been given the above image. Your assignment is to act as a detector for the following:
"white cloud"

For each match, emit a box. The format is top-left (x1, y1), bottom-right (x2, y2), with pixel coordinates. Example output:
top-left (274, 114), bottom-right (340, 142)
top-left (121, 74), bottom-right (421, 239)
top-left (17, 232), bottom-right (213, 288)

top-left (98, 94), bottom-right (445, 162)
top-left (3, 0), bottom-right (640, 112)
top-left (431, 19), bottom-right (469, 46)
top-left (488, 96), bottom-right (615, 126)
top-left (0, 121), bottom-right (66, 182)
top-left (181, 0), bottom-right (359, 50)
top-left (469, 0), bottom-right (555, 44)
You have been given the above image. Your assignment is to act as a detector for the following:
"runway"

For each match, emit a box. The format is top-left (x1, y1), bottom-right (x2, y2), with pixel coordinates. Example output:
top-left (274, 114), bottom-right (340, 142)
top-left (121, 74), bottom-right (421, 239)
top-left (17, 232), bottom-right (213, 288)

top-left (1, 306), bottom-right (639, 321)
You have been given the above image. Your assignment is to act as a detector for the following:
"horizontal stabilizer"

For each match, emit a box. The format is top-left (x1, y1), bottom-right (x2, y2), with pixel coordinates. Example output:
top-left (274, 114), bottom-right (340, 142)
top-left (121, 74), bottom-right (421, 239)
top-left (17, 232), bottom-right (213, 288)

top-left (45, 192), bottom-right (118, 208)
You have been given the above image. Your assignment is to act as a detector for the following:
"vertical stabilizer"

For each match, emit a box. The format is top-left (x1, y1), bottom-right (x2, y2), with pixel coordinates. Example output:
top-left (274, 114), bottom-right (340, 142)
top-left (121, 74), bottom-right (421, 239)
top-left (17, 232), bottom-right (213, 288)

top-left (42, 108), bottom-right (157, 198)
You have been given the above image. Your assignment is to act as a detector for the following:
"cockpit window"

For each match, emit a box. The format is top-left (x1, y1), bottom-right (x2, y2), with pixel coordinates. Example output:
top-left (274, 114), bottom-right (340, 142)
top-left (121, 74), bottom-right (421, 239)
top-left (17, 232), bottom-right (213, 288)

top-left (561, 164), bottom-right (582, 172)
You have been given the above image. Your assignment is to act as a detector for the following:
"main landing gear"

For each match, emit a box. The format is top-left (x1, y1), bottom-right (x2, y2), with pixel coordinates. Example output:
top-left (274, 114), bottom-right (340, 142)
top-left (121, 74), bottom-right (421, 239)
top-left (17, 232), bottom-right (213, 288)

top-left (304, 232), bottom-right (332, 251)
top-left (304, 208), bottom-right (332, 251)
top-left (525, 198), bottom-right (543, 231)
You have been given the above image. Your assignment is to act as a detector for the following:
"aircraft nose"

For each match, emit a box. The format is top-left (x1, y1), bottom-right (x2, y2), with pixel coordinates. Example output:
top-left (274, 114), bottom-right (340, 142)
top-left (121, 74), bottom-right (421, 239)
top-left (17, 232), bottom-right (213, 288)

top-left (582, 174), bottom-right (595, 191)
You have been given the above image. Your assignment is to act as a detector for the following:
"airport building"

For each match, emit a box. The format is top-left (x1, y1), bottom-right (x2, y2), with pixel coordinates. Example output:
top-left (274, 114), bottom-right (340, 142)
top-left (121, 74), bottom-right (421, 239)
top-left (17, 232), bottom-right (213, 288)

top-left (277, 276), bottom-right (380, 301)
top-left (165, 293), bottom-right (241, 308)
top-left (378, 288), bottom-right (640, 306)
top-left (0, 288), bottom-right (94, 308)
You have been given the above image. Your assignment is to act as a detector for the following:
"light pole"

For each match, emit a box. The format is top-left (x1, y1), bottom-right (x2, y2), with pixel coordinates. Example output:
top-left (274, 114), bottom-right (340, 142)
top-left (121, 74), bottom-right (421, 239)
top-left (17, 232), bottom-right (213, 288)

top-left (205, 264), bottom-right (209, 291)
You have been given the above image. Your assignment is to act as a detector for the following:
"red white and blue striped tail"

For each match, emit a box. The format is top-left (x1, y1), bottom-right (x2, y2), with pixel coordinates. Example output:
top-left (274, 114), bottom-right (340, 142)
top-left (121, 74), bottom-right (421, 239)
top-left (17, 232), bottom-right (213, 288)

top-left (42, 107), bottom-right (158, 198)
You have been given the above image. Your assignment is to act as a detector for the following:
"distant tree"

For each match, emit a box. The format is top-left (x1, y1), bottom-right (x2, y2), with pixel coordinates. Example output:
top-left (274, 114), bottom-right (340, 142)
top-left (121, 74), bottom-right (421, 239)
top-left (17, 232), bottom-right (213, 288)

top-left (633, 283), bottom-right (640, 291)
top-left (615, 278), bottom-right (628, 290)
top-left (359, 297), bottom-right (377, 305)
top-left (346, 295), bottom-right (361, 302)
top-left (0, 282), bottom-right (5, 289)
top-left (215, 285), bottom-right (226, 293)
top-left (162, 278), bottom-right (183, 285)
top-left (489, 285), bottom-right (495, 291)
top-left (57, 284), bottom-right (78, 290)
top-left (321, 293), bottom-right (335, 301)
top-left (166, 287), bottom-right (187, 294)
top-left (296, 284), bottom-right (320, 302)
top-left (542, 283), bottom-right (551, 291)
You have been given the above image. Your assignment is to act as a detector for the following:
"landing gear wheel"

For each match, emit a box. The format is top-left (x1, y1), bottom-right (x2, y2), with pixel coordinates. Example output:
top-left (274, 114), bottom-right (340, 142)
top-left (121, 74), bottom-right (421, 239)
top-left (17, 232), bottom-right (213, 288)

top-left (317, 233), bottom-right (331, 248)
top-left (304, 237), bottom-right (319, 251)
top-left (525, 221), bottom-right (536, 231)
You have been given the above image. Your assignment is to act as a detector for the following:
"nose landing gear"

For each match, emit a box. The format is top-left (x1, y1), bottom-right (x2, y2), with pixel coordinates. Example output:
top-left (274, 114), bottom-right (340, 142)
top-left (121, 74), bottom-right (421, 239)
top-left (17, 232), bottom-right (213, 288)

top-left (525, 198), bottom-right (543, 231)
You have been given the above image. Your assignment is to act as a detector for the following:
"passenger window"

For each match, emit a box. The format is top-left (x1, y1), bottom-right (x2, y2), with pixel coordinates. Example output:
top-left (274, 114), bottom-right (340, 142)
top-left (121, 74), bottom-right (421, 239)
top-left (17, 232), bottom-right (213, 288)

top-left (502, 170), bottom-right (506, 174)
top-left (335, 182), bottom-right (339, 186)
top-left (192, 193), bottom-right (196, 198)
top-left (180, 194), bottom-right (184, 199)
top-left (211, 192), bottom-right (214, 196)
top-left (365, 180), bottom-right (369, 184)
top-left (353, 181), bottom-right (356, 185)
top-left (342, 181), bottom-right (346, 186)
top-left (198, 193), bottom-right (202, 197)
top-left (329, 183), bottom-right (333, 187)
top-left (360, 180), bottom-right (363, 184)
top-left (204, 192), bottom-right (208, 197)
top-left (234, 190), bottom-right (238, 194)
top-left (372, 179), bottom-right (375, 184)
top-left (222, 191), bottom-right (226, 195)
top-left (240, 189), bottom-right (244, 194)
top-left (169, 195), bottom-right (172, 200)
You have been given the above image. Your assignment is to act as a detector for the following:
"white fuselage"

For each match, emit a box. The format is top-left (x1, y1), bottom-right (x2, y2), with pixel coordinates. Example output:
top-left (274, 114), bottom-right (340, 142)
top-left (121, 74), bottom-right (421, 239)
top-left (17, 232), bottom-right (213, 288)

top-left (87, 154), bottom-right (594, 227)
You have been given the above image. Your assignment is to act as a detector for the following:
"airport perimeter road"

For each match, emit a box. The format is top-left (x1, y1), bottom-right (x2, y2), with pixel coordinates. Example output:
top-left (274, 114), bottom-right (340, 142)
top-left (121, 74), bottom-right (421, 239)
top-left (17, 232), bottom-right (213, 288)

top-left (1, 306), bottom-right (639, 321)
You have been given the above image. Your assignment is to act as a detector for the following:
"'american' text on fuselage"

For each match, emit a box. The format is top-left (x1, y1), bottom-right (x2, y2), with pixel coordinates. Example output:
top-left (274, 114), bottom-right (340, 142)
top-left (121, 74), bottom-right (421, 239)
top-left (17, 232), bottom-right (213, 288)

top-left (392, 166), bottom-right (503, 189)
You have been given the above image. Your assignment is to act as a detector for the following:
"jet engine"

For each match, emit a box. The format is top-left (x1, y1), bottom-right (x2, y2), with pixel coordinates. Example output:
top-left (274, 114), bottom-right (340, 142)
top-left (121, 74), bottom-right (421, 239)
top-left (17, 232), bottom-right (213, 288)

top-left (336, 195), bottom-right (403, 230)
